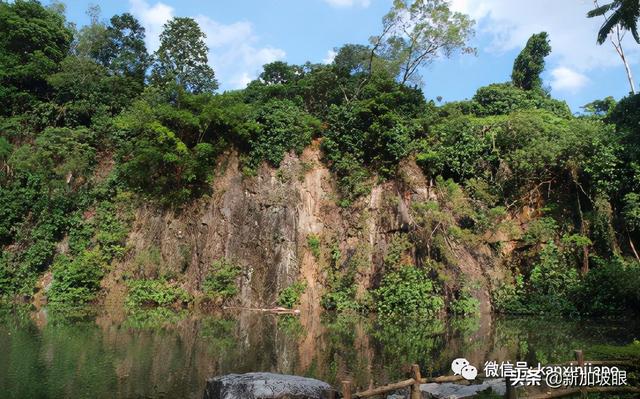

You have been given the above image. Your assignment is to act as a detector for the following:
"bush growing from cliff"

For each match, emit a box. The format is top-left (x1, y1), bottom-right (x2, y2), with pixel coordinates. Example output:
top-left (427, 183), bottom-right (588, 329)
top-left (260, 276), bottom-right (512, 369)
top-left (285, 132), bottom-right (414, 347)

top-left (243, 99), bottom-right (320, 170)
top-left (277, 281), bottom-right (306, 309)
top-left (48, 248), bottom-right (105, 305)
top-left (374, 266), bottom-right (443, 318)
top-left (126, 279), bottom-right (191, 308)
top-left (575, 257), bottom-right (640, 315)
top-left (450, 282), bottom-right (480, 316)
top-left (306, 234), bottom-right (321, 259)
top-left (202, 259), bottom-right (242, 299)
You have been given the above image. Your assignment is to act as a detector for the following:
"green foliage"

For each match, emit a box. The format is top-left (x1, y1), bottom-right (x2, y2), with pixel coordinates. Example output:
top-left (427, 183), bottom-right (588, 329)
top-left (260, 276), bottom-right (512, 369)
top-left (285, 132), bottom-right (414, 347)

top-left (125, 279), bottom-right (191, 308)
top-left (0, 0), bottom-right (73, 114)
top-left (202, 259), bottom-right (242, 299)
top-left (523, 217), bottom-right (558, 245)
top-left (244, 99), bottom-right (320, 169)
top-left (277, 281), bottom-right (306, 309)
top-left (307, 234), bottom-right (321, 259)
top-left (373, 0), bottom-right (475, 85)
top-left (582, 96), bottom-right (616, 118)
top-left (417, 114), bottom-right (492, 180)
top-left (93, 13), bottom-right (149, 84)
top-left (575, 257), bottom-right (640, 315)
top-left (374, 266), bottom-right (443, 318)
top-left (383, 233), bottom-right (413, 270)
top-left (116, 91), bottom-right (220, 204)
top-left (321, 242), bottom-right (364, 313)
top-left (48, 249), bottom-right (105, 305)
top-left (623, 192), bottom-right (640, 231)
top-left (471, 83), bottom-right (571, 117)
top-left (150, 17), bottom-right (218, 93)
top-left (10, 127), bottom-right (96, 182)
top-left (527, 243), bottom-right (579, 314)
top-left (322, 75), bottom-right (428, 202)
top-left (588, 0), bottom-right (640, 45)
top-left (0, 0), bottom-right (638, 323)
top-left (450, 283), bottom-right (480, 316)
top-left (587, 340), bottom-right (640, 360)
top-left (511, 32), bottom-right (551, 91)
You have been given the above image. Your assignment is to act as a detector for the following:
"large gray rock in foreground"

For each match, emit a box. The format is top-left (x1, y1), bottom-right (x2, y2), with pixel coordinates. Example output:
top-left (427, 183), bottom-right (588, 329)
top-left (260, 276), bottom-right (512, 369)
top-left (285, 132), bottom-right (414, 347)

top-left (387, 379), bottom-right (506, 399)
top-left (203, 372), bottom-right (337, 399)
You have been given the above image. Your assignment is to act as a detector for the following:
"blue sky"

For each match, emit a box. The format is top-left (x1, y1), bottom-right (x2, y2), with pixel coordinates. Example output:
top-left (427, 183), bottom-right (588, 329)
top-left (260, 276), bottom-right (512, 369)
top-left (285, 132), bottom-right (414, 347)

top-left (60, 0), bottom-right (639, 112)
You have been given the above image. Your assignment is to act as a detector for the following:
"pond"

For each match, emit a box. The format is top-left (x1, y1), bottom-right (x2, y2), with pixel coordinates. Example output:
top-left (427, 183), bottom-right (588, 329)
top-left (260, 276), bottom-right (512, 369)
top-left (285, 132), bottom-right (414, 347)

top-left (0, 306), bottom-right (638, 399)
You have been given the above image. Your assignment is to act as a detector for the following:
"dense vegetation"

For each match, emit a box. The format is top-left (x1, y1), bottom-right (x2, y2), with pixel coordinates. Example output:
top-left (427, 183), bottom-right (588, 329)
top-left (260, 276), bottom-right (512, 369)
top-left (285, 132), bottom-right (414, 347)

top-left (0, 0), bottom-right (639, 318)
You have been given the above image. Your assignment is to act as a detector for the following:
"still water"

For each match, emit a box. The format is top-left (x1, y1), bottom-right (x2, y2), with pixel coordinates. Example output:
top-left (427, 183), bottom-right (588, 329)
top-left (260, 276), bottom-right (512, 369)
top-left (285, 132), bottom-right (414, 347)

top-left (0, 306), bottom-right (638, 399)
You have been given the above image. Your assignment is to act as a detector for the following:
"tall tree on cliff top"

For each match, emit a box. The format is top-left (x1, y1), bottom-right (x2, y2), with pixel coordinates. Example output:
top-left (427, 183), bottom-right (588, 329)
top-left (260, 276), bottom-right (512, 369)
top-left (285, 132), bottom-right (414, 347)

top-left (150, 17), bottom-right (218, 94)
top-left (370, 0), bottom-right (475, 86)
top-left (0, 0), bottom-right (73, 114)
top-left (511, 32), bottom-right (551, 91)
top-left (95, 13), bottom-right (149, 84)
top-left (588, 0), bottom-right (638, 94)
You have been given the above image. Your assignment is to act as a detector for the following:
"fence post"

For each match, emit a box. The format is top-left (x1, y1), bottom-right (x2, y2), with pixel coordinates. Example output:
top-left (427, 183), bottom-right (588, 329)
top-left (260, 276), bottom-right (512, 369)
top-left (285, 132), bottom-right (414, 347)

top-left (411, 364), bottom-right (422, 399)
top-left (505, 376), bottom-right (516, 399)
top-left (342, 380), bottom-right (352, 399)
top-left (575, 349), bottom-right (587, 399)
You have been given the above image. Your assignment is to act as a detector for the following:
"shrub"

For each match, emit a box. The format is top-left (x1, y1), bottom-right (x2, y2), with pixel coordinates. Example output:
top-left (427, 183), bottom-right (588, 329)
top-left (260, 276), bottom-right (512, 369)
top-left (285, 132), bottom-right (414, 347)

top-left (245, 99), bottom-right (320, 169)
top-left (472, 83), bottom-right (571, 118)
top-left (526, 243), bottom-right (579, 314)
top-left (277, 281), bottom-right (306, 309)
top-left (450, 283), bottom-right (480, 316)
top-left (48, 249), bottom-right (105, 305)
top-left (125, 279), bottom-right (190, 308)
top-left (383, 233), bottom-right (413, 271)
top-left (202, 259), bottom-right (242, 299)
top-left (576, 257), bottom-right (640, 315)
top-left (307, 234), bottom-right (321, 259)
top-left (374, 266), bottom-right (443, 318)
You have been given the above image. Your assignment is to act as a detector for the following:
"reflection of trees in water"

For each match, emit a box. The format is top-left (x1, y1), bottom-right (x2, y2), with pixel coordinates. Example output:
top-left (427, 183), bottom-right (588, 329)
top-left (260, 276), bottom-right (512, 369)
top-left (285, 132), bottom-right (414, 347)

top-left (1, 307), bottom-right (637, 399)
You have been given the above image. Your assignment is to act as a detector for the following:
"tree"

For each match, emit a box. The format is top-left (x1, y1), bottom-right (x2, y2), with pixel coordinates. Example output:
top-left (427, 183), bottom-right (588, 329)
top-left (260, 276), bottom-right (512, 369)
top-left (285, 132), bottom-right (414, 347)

top-left (259, 61), bottom-right (301, 85)
top-left (94, 13), bottom-right (149, 83)
top-left (581, 96), bottom-right (617, 117)
top-left (511, 32), bottom-right (551, 91)
top-left (74, 4), bottom-right (107, 59)
top-left (371, 0), bottom-right (475, 85)
top-left (588, 0), bottom-right (637, 94)
top-left (588, 0), bottom-right (640, 44)
top-left (150, 17), bottom-right (218, 94)
top-left (0, 0), bottom-right (73, 114)
top-left (332, 44), bottom-right (371, 77)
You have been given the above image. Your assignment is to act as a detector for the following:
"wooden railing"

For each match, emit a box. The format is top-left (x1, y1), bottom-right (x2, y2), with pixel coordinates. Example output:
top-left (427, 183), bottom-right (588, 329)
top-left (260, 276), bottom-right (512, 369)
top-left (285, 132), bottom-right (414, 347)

top-left (339, 350), bottom-right (638, 399)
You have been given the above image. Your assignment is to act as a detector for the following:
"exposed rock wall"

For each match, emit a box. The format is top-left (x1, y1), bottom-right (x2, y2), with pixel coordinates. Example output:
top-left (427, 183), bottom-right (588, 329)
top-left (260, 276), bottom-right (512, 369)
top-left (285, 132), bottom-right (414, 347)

top-left (105, 141), bottom-right (502, 312)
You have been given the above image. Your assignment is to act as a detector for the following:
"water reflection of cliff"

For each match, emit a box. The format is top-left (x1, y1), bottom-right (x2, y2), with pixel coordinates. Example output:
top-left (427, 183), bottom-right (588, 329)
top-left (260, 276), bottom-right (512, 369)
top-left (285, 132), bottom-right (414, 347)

top-left (0, 307), bottom-right (637, 399)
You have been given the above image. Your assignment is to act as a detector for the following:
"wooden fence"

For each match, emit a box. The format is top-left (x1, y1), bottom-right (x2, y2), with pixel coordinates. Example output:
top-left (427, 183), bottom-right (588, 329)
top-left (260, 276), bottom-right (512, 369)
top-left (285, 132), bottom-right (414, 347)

top-left (339, 350), bottom-right (639, 399)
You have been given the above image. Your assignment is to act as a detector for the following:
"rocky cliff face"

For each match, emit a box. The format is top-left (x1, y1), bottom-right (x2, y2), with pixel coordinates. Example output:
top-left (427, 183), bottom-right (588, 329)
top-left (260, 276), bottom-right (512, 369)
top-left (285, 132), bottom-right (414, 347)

top-left (104, 140), bottom-right (505, 313)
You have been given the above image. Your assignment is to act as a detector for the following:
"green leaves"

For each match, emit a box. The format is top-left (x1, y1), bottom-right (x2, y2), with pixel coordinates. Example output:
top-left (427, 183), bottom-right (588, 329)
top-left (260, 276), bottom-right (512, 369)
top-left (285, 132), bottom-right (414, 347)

top-left (150, 17), bottom-right (218, 94)
top-left (126, 279), bottom-right (191, 308)
top-left (202, 259), bottom-right (242, 300)
top-left (0, 0), bottom-right (73, 114)
top-left (48, 249), bottom-right (106, 305)
top-left (277, 281), bottom-right (306, 309)
top-left (511, 32), bottom-right (551, 91)
top-left (246, 99), bottom-right (320, 169)
top-left (374, 265), bottom-right (443, 318)
top-left (374, 0), bottom-right (476, 85)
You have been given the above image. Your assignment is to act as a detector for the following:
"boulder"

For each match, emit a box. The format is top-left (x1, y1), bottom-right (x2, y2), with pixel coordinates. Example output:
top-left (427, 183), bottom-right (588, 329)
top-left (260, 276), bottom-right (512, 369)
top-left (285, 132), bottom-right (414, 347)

top-left (203, 372), bottom-right (337, 399)
top-left (386, 379), bottom-right (506, 399)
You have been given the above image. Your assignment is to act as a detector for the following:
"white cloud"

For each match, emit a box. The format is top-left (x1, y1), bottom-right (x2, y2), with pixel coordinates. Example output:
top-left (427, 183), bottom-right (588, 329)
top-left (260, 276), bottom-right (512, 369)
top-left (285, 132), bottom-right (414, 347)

top-left (129, 0), bottom-right (286, 90)
top-left (323, 0), bottom-right (371, 8)
top-left (550, 66), bottom-right (589, 92)
top-left (323, 49), bottom-right (337, 64)
top-left (129, 0), bottom-right (173, 52)
top-left (449, 0), bottom-right (640, 93)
